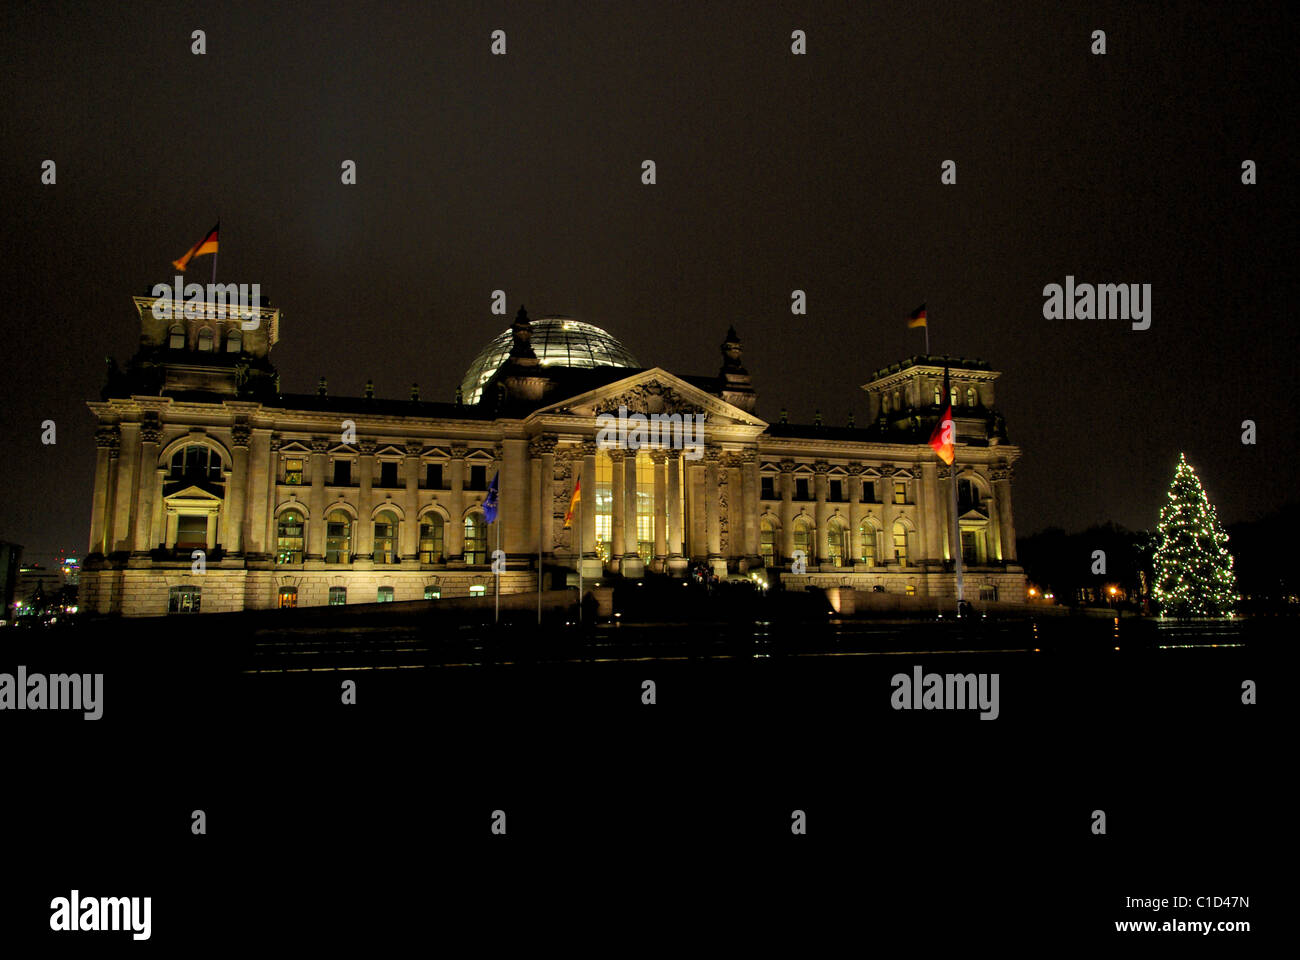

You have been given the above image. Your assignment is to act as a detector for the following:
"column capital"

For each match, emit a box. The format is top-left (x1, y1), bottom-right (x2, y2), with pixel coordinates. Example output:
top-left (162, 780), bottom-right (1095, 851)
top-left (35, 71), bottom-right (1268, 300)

top-left (648, 448), bottom-right (669, 464)
top-left (357, 440), bottom-right (378, 456)
top-left (579, 439), bottom-right (599, 456)
top-left (139, 416), bottom-right (163, 444)
top-left (607, 448), bottom-right (627, 463)
top-left (813, 460), bottom-right (830, 474)
top-left (779, 459), bottom-right (796, 474)
top-left (311, 436), bottom-right (332, 454)
top-left (450, 444), bottom-right (468, 459)
top-left (94, 424), bottom-right (121, 450)
top-left (231, 422), bottom-right (252, 448)
top-left (529, 435), bottom-right (557, 457)
top-left (405, 440), bottom-right (424, 457)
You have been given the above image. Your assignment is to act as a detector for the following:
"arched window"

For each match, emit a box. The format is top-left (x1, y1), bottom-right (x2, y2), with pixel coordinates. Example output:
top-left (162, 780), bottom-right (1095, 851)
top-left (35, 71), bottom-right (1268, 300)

top-left (892, 520), bottom-right (910, 565)
top-left (325, 510), bottom-right (352, 563)
top-left (276, 510), bottom-right (304, 564)
top-left (169, 325), bottom-right (186, 350)
top-left (463, 512), bottom-right (487, 565)
top-left (760, 517), bottom-right (777, 567)
top-left (226, 330), bottom-right (242, 353)
top-left (966, 386), bottom-right (977, 407)
top-left (373, 510), bottom-right (399, 564)
top-left (950, 385), bottom-right (958, 407)
top-left (933, 384), bottom-right (941, 405)
top-left (881, 394), bottom-right (889, 413)
top-left (893, 390), bottom-right (901, 411)
top-left (792, 516), bottom-right (812, 561)
top-left (859, 520), bottom-right (877, 565)
top-left (170, 444), bottom-right (223, 482)
top-left (197, 327), bottom-right (214, 352)
top-left (826, 517), bottom-right (847, 567)
top-left (419, 514), bottom-right (444, 563)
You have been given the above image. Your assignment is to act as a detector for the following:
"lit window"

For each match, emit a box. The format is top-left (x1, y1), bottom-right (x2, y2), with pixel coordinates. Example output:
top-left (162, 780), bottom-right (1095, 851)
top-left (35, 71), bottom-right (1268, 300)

top-left (905, 585), bottom-right (916, 596)
top-left (859, 521), bottom-right (876, 565)
top-left (933, 385), bottom-right (941, 405)
top-left (329, 587), bottom-right (347, 606)
top-left (169, 326), bottom-right (185, 350)
top-left (326, 511), bottom-right (351, 563)
top-left (792, 517), bottom-right (812, 559)
top-left (463, 512), bottom-right (487, 564)
top-left (226, 330), bottom-right (242, 353)
top-left (760, 518), bottom-right (776, 567)
top-left (168, 585), bottom-right (201, 614)
top-left (424, 586), bottom-right (441, 600)
top-left (893, 481), bottom-right (906, 504)
top-left (419, 515), bottom-right (444, 563)
top-left (276, 511), bottom-right (304, 564)
top-left (284, 458), bottom-right (304, 485)
top-left (197, 328), bottom-right (214, 352)
top-left (826, 519), bottom-right (846, 567)
top-left (966, 386), bottom-right (977, 407)
top-left (377, 586), bottom-right (394, 603)
top-left (893, 520), bottom-right (909, 564)
top-left (277, 587), bottom-right (298, 609)
top-left (950, 386), bottom-right (958, 406)
top-left (469, 585), bottom-right (487, 596)
top-left (373, 511), bottom-right (398, 564)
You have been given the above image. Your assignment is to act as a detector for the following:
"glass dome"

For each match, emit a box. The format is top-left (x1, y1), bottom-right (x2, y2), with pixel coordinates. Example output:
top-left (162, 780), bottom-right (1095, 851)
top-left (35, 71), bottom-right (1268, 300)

top-left (459, 317), bottom-right (641, 405)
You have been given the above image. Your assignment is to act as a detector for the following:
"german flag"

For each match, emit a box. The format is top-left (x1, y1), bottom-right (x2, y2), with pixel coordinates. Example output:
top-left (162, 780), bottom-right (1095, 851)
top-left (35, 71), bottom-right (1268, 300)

top-left (172, 222), bottom-right (219, 272)
top-left (907, 304), bottom-right (927, 328)
top-left (564, 478), bottom-right (580, 528)
top-left (929, 405), bottom-right (955, 465)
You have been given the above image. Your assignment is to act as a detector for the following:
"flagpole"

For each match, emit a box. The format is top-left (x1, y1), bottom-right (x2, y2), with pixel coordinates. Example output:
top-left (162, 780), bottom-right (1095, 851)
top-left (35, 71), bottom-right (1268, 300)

top-left (924, 312), bottom-right (930, 356)
top-left (537, 464), bottom-right (543, 627)
top-left (494, 517), bottom-right (500, 625)
top-left (577, 500), bottom-right (583, 625)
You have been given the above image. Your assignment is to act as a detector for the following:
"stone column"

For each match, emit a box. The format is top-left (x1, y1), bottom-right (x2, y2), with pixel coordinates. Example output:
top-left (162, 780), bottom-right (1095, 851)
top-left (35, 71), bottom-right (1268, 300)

top-left (261, 434), bottom-right (281, 559)
top-left (581, 441), bottom-right (597, 564)
top-left (993, 465), bottom-right (1017, 562)
top-left (447, 444), bottom-right (467, 561)
top-left (920, 461), bottom-right (942, 564)
top-left (89, 425), bottom-right (119, 556)
top-left (651, 449), bottom-right (668, 570)
top-left (530, 436), bottom-right (556, 559)
top-left (356, 440), bottom-right (377, 560)
top-left (503, 438), bottom-right (529, 557)
top-left (667, 452), bottom-right (684, 562)
top-left (228, 423), bottom-right (251, 554)
top-left (847, 464), bottom-right (862, 563)
top-left (111, 423), bottom-right (140, 554)
top-left (779, 460), bottom-right (795, 561)
top-left (132, 418), bottom-right (162, 554)
top-left (623, 450), bottom-right (640, 567)
top-left (609, 449), bottom-right (626, 565)
top-left (704, 449), bottom-right (721, 559)
top-left (401, 441), bottom-right (422, 560)
top-left (813, 461), bottom-right (830, 566)
top-left (741, 449), bottom-right (760, 561)
top-left (305, 437), bottom-right (329, 560)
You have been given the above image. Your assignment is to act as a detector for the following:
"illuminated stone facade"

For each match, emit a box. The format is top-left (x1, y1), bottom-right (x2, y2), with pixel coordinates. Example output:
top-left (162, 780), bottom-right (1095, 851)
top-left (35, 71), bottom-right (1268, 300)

top-left (82, 297), bottom-right (1026, 616)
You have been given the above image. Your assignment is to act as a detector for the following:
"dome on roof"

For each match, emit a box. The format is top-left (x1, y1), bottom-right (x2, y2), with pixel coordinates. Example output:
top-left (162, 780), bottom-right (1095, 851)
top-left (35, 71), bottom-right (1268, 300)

top-left (459, 317), bottom-right (640, 405)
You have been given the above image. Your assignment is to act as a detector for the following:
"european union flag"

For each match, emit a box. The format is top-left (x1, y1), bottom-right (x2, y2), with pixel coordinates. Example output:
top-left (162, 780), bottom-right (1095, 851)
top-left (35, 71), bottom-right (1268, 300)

top-left (483, 470), bottom-right (500, 524)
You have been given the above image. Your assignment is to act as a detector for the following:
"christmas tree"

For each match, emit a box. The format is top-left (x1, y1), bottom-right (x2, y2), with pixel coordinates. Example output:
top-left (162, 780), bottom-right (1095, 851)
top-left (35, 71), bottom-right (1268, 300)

top-left (1151, 453), bottom-right (1238, 616)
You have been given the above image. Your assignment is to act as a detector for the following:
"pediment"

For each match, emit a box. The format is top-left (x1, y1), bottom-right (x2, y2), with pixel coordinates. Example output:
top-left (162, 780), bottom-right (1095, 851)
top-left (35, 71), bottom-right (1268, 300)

top-left (530, 368), bottom-right (766, 428)
top-left (959, 507), bottom-right (990, 522)
top-left (163, 483), bottom-right (224, 501)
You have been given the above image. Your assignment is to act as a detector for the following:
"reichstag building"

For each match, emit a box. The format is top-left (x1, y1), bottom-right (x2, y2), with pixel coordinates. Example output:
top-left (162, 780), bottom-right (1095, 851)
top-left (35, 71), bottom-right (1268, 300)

top-left (81, 294), bottom-right (1026, 615)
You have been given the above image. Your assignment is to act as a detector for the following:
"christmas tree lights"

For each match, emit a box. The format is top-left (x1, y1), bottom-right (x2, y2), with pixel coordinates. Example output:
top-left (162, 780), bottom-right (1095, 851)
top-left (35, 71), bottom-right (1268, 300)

top-left (1151, 453), bottom-right (1238, 617)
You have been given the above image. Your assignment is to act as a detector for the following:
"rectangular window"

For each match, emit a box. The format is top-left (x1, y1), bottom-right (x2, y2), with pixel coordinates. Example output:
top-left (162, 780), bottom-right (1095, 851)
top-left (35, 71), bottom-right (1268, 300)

top-left (278, 587), bottom-right (297, 609)
top-left (419, 521), bottom-right (444, 563)
top-left (760, 476), bottom-right (775, 500)
top-left (469, 585), bottom-right (486, 596)
top-left (861, 480), bottom-right (875, 503)
top-left (380, 461), bottom-right (399, 487)
top-left (168, 586), bottom-right (201, 614)
top-left (424, 586), bottom-right (440, 600)
top-left (284, 458), bottom-right (303, 485)
top-left (962, 530), bottom-right (978, 566)
top-left (829, 479), bottom-right (843, 502)
top-left (979, 585), bottom-right (998, 601)
top-left (176, 514), bottom-right (207, 549)
top-left (468, 465), bottom-right (487, 490)
top-left (425, 463), bottom-right (443, 489)
top-left (377, 586), bottom-right (394, 603)
top-left (333, 459), bottom-right (351, 486)
top-left (329, 587), bottom-right (347, 606)
top-left (905, 585), bottom-right (916, 596)
top-left (795, 478), bottom-right (810, 501)
top-left (893, 481), bottom-right (906, 504)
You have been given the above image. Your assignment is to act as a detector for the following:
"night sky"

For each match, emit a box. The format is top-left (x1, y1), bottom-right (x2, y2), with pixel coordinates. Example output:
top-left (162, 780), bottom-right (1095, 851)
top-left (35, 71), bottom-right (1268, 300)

top-left (2, 1), bottom-right (1295, 565)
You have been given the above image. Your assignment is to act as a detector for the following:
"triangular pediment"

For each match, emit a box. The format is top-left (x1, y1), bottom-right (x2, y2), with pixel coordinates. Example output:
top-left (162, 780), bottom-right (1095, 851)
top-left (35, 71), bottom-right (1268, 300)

top-left (163, 483), bottom-right (224, 502)
top-left (529, 368), bottom-right (767, 428)
top-left (960, 507), bottom-right (990, 522)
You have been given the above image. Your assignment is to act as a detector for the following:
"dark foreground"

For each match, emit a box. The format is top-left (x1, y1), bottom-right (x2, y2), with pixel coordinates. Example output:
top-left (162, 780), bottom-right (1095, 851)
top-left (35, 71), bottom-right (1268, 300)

top-left (2, 610), bottom-right (1278, 947)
